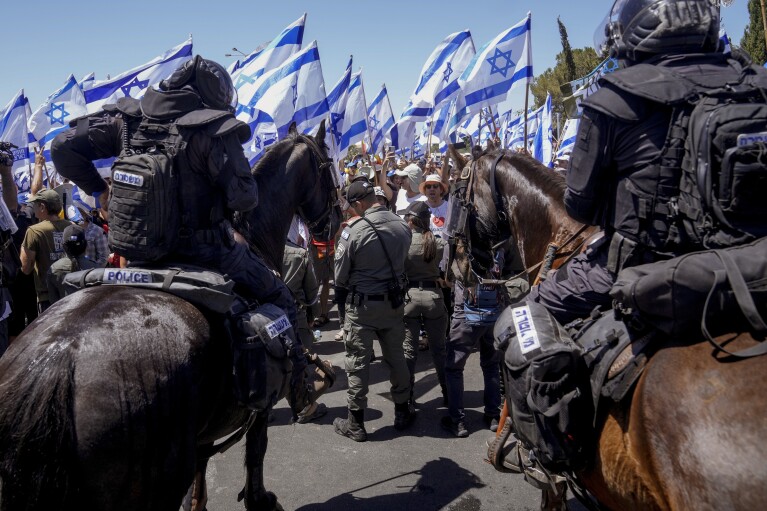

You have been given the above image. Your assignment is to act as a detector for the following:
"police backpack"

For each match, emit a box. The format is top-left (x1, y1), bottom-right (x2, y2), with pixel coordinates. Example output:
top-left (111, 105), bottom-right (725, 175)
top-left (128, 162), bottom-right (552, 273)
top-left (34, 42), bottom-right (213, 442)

top-left (108, 118), bottom-right (185, 262)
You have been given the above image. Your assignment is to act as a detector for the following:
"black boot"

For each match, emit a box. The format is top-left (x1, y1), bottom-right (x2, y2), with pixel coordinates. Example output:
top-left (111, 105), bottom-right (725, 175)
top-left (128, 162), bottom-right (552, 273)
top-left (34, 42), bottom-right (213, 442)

top-left (394, 402), bottom-right (416, 430)
top-left (333, 409), bottom-right (367, 442)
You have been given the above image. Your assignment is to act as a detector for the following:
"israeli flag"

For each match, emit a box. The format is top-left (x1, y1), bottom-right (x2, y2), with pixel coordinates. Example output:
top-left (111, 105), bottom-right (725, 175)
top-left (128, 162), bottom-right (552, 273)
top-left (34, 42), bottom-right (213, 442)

top-left (84, 38), bottom-right (193, 113)
top-left (245, 118), bottom-right (279, 166)
top-left (509, 106), bottom-right (541, 151)
top-left (234, 14), bottom-right (306, 108)
top-left (0, 89), bottom-right (33, 173)
top-left (250, 41), bottom-right (324, 138)
top-left (555, 118), bottom-right (579, 160)
top-left (459, 13), bottom-right (533, 114)
top-left (532, 93), bottom-right (553, 167)
top-left (28, 75), bottom-right (88, 153)
top-left (390, 120), bottom-right (416, 151)
top-left (401, 30), bottom-right (476, 124)
top-left (367, 84), bottom-right (395, 155)
top-left (79, 72), bottom-right (95, 91)
top-left (339, 70), bottom-right (368, 159)
top-left (320, 58), bottom-right (351, 164)
top-left (719, 29), bottom-right (731, 54)
top-left (430, 101), bottom-right (452, 151)
top-left (446, 93), bottom-right (468, 142)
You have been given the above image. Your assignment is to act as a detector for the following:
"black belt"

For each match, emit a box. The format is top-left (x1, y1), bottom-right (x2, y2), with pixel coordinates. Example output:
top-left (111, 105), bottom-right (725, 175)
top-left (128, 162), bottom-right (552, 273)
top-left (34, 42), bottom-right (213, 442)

top-left (346, 292), bottom-right (387, 304)
top-left (408, 280), bottom-right (438, 289)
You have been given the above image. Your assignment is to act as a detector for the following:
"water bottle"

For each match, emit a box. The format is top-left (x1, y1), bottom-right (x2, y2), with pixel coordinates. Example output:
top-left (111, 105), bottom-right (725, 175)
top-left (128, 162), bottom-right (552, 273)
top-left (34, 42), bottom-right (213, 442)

top-left (313, 329), bottom-right (322, 343)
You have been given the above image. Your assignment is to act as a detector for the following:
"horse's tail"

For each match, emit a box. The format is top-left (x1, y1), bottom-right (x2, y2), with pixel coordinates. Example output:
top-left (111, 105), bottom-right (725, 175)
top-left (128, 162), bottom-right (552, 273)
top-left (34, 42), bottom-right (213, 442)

top-left (0, 339), bottom-right (78, 511)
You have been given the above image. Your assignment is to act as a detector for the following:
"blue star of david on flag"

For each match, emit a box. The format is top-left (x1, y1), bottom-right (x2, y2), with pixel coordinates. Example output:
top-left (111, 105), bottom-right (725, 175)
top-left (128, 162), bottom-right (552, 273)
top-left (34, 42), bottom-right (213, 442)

top-left (120, 76), bottom-right (150, 97)
top-left (45, 103), bottom-right (69, 126)
top-left (443, 63), bottom-right (453, 84)
top-left (254, 135), bottom-right (262, 150)
top-left (235, 72), bottom-right (256, 89)
top-left (369, 115), bottom-right (380, 131)
top-left (291, 80), bottom-right (298, 108)
top-left (486, 48), bottom-right (515, 78)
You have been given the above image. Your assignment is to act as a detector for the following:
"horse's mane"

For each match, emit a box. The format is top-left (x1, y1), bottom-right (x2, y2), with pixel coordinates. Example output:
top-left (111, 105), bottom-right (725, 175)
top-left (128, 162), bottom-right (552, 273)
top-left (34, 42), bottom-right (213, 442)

top-left (492, 148), bottom-right (566, 197)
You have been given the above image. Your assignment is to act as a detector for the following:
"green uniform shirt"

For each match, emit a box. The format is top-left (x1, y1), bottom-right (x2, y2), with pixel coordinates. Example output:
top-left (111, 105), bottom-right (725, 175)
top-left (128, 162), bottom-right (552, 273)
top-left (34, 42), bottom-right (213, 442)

top-left (334, 205), bottom-right (411, 294)
top-left (404, 232), bottom-right (446, 282)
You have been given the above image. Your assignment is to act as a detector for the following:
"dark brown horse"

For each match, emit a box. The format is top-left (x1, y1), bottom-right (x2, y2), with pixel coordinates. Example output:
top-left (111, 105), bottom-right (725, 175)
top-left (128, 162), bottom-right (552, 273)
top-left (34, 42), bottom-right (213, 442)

top-left (0, 122), bottom-right (341, 511)
top-left (448, 146), bottom-right (767, 510)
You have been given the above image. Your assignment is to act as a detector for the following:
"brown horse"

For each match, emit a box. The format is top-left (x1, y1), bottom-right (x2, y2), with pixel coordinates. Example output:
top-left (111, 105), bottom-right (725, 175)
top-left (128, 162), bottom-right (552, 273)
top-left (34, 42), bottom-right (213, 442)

top-left (448, 145), bottom-right (767, 510)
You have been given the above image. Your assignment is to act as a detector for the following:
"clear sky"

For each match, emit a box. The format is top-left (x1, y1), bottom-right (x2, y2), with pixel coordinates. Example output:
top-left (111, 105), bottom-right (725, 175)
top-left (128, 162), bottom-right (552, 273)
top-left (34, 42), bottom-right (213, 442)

top-left (1, 0), bottom-right (751, 119)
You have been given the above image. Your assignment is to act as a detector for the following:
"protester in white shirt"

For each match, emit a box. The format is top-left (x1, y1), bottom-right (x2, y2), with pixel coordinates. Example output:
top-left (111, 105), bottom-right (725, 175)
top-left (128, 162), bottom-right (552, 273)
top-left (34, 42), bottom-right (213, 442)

top-left (393, 163), bottom-right (426, 216)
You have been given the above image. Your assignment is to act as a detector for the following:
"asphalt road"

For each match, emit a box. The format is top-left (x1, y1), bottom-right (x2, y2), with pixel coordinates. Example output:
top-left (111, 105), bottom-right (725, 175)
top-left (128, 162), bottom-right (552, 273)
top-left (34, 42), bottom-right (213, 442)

top-left (204, 304), bottom-right (585, 511)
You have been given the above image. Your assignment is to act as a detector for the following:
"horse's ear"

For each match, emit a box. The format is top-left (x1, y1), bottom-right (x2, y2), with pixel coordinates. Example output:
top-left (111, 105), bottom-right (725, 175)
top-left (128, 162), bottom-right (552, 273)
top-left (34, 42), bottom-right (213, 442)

top-left (288, 122), bottom-right (298, 136)
top-left (315, 119), bottom-right (326, 145)
top-left (471, 144), bottom-right (483, 160)
top-left (448, 144), bottom-right (467, 170)
top-left (486, 138), bottom-right (497, 151)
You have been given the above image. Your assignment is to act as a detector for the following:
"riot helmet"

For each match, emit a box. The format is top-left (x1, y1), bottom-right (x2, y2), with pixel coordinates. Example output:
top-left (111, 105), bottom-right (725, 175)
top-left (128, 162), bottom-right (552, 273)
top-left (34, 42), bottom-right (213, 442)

top-left (594, 0), bottom-right (720, 62)
top-left (160, 55), bottom-right (238, 111)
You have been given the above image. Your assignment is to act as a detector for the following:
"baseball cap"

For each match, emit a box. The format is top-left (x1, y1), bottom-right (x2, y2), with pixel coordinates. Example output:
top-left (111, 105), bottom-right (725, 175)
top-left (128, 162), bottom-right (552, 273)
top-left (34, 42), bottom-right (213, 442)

top-left (27, 188), bottom-right (62, 210)
top-left (394, 163), bottom-right (424, 193)
top-left (346, 180), bottom-right (375, 203)
top-left (399, 200), bottom-right (431, 221)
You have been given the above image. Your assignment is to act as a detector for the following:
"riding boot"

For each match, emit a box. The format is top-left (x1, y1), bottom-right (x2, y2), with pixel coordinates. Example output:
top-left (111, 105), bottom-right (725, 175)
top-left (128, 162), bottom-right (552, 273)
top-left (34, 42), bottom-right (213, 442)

top-left (394, 401), bottom-right (416, 430)
top-left (333, 409), bottom-right (367, 442)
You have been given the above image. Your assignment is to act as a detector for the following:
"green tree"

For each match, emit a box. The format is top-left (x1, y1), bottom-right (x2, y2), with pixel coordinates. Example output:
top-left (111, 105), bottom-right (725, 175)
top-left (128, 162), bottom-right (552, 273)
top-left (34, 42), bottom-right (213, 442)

top-left (740, 0), bottom-right (767, 65)
top-left (558, 17), bottom-right (577, 82)
top-left (529, 47), bottom-right (601, 116)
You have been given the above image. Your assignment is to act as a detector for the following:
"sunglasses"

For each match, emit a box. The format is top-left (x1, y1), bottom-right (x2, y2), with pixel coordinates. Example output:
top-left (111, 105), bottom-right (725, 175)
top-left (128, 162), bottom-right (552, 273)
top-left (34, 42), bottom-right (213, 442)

top-left (424, 184), bottom-right (442, 190)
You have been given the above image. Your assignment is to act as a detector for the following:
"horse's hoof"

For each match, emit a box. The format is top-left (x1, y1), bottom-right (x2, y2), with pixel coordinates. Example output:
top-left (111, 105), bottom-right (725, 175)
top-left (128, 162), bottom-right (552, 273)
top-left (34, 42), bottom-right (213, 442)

top-left (246, 491), bottom-right (283, 511)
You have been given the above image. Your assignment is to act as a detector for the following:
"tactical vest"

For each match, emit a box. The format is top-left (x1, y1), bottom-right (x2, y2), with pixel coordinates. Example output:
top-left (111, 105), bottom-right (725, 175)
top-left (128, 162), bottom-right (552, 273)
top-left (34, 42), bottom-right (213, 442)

top-left (584, 54), bottom-right (767, 254)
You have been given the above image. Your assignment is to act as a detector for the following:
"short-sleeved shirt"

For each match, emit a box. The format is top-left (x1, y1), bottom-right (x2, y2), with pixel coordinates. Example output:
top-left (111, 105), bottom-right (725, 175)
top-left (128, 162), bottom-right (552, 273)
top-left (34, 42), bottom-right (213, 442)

top-left (426, 199), bottom-right (449, 239)
top-left (22, 219), bottom-right (73, 302)
top-left (395, 189), bottom-right (426, 218)
top-left (83, 221), bottom-right (109, 267)
top-left (335, 205), bottom-right (412, 294)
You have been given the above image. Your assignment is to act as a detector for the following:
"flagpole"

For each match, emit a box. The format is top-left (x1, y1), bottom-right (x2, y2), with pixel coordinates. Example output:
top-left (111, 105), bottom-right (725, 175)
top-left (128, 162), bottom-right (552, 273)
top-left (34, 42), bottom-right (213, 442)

top-left (357, 71), bottom-right (381, 184)
top-left (427, 112), bottom-right (434, 158)
top-left (487, 104), bottom-right (499, 141)
top-left (523, 83), bottom-right (530, 153)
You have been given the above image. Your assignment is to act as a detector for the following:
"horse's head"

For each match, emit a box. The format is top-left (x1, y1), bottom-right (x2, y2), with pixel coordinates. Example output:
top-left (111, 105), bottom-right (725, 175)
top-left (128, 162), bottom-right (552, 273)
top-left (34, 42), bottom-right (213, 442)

top-left (289, 121), bottom-right (343, 242)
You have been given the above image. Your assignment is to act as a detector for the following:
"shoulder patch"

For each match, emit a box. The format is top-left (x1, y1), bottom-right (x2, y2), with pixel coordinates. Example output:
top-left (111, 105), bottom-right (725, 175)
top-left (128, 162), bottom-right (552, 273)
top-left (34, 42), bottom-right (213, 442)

top-left (335, 243), bottom-right (346, 260)
top-left (341, 229), bottom-right (350, 240)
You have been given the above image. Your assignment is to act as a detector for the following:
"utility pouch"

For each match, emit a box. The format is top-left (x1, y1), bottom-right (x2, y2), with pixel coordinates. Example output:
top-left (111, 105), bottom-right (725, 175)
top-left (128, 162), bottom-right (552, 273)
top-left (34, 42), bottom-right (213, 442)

top-left (387, 280), bottom-right (406, 309)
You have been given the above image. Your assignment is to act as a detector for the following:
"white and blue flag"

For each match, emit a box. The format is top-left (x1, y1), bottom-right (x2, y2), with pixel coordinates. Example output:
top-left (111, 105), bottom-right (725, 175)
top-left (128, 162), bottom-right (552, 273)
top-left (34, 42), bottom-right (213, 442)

top-left (532, 93), bottom-right (553, 167)
top-left (233, 14), bottom-right (306, 110)
top-left (325, 56), bottom-right (353, 159)
top-left (459, 13), bottom-right (533, 114)
top-left (28, 75), bottom-right (88, 154)
top-left (250, 41), bottom-right (324, 138)
top-left (84, 38), bottom-right (193, 113)
top-left (0, 90), bottom-right (33, 174)
top-left (367, 84), bottom-right (395, 155)
top-left (509, 106), bottom-right (541, 151)
top-left (339, 70), bottom-right (368, 159)
top-left (79, 72), bottom-right (95, 91)
top-left (244, 119), bottom-right (279, 165)
top-left (400, 30), bottom-right (475, 123)
top-left (390, 120), bottom-right (416, 151)
top-left (556, 118), bottom-right (579, 160)
top-left (430, 101), bottom-right (452, 152)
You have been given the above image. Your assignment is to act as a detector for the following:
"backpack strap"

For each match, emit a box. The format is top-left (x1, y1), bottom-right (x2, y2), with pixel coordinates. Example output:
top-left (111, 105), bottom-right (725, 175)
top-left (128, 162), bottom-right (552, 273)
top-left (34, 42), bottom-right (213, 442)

top-left (701, 250), bottom-right (767, 358)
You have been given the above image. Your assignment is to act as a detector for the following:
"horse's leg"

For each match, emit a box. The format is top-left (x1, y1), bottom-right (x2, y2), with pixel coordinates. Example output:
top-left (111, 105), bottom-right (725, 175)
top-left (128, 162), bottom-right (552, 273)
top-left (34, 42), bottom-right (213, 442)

top-left (242, 410), bottom-right (283, 511)
top-left (182, 455), bottom-right (210, 511)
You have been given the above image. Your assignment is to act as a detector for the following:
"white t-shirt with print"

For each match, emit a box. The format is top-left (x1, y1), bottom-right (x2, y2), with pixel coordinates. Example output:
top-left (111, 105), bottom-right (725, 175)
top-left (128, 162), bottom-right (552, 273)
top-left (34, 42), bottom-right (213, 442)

top-left (395, 189), bottom-right (426, 217)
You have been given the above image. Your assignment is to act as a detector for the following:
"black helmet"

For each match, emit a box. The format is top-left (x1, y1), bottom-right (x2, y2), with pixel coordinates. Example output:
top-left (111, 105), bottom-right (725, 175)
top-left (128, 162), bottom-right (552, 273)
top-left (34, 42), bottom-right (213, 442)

top-left (595, 0), bottom-right (720, 62)
top-left (160, 55), bottom-right (237, 111)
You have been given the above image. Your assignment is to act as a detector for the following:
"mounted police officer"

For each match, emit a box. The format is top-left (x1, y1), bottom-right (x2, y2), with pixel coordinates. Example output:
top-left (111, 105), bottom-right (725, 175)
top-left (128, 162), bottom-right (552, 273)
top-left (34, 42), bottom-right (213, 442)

top-left (500, 0), bottom-right (767, 475)
top-left (51, 56), bottom-right (306, 398)
top-left (333, 179), bottom-right (414, 442)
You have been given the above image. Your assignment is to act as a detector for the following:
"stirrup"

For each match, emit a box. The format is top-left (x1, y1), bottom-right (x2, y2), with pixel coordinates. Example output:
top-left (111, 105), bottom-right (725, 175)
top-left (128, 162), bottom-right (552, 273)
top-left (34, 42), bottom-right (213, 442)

top-left (486, 417), bottom-right (522, 473)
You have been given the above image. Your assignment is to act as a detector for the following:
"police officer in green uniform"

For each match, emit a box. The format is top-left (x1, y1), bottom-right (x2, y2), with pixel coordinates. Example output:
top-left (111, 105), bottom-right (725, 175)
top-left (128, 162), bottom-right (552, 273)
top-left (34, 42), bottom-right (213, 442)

top-left (333, 179), bottom-right (414, 442)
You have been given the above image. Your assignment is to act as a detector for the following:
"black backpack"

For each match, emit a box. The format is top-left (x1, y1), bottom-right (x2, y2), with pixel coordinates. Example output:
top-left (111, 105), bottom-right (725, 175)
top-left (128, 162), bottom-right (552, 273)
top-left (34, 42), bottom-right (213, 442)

top-left (108, 118), bottom-right (186, 262)
top-left (677, 84), bottom-right (767, 248)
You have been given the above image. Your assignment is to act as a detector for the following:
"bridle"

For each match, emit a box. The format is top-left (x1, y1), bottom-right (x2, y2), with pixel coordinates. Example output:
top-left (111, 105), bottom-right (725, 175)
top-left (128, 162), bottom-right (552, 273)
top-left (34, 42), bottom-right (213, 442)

top-left (296, 136), bottom-right (340, 241)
